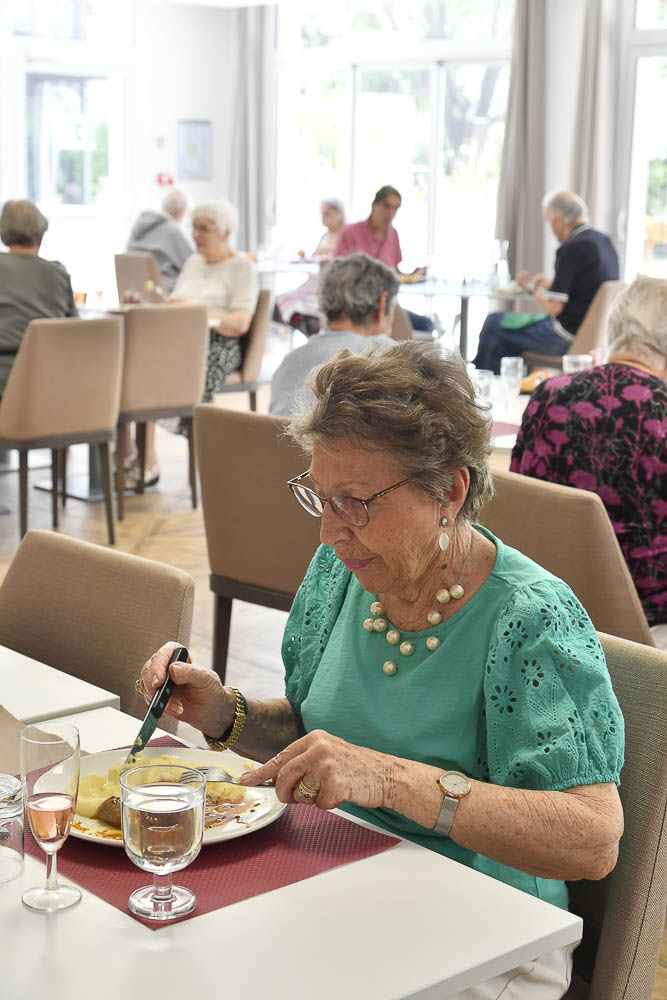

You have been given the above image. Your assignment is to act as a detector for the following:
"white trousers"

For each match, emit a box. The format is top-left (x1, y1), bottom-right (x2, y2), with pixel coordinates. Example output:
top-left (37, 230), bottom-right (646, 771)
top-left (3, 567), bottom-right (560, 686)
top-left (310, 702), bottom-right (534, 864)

top-left (449, 943), bottom-right (575, 1000)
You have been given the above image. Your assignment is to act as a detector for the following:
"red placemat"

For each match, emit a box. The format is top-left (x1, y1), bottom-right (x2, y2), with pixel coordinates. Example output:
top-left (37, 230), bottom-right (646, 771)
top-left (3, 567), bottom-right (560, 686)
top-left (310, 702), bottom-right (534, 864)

top-left (24, 737), bottom-right (399, 929)
top-left (492, 421), bottom-right (520, 437)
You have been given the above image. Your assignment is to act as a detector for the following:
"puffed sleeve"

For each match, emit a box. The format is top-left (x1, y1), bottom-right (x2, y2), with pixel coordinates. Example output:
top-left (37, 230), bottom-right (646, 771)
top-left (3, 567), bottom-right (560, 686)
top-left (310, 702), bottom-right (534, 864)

top-left (481, 580), bottom-right (625, 791)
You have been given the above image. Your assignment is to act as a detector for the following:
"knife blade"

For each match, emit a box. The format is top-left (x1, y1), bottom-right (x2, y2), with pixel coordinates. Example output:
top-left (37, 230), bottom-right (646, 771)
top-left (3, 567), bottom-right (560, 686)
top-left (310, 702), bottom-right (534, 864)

top-left (124, 645), bottom-right (190, 766)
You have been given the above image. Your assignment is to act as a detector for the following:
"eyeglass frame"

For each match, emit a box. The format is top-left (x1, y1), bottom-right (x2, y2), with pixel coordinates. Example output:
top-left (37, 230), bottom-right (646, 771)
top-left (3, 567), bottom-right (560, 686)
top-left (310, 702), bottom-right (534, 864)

top-left (286, 470), bottom-right (417, 527)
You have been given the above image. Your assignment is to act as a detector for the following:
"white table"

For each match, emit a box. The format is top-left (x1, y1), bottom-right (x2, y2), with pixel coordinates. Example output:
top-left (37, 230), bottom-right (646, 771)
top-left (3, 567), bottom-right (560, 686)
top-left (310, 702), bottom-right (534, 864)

top-left (0, 706), bottom-right (582, 1000)
top-left (0, 648), bottom-right (120, 724)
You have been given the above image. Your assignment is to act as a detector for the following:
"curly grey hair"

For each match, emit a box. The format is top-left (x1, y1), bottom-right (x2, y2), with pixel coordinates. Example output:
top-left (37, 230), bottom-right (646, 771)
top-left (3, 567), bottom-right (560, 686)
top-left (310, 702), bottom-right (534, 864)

top-left (541, 189), bottom-right (590, 226)
top-left (0, 200), bottom-right (49, 247)
top-left (318, 253), bottom-right (398, 327)
top-left (290, 341), bottom-right (494, 520)
top-left (608, 275), bottom-right (667, 362)
top-left (191, 199), bottom-right (238, 239)
top-left (162, 188), bottom-right (187, 217)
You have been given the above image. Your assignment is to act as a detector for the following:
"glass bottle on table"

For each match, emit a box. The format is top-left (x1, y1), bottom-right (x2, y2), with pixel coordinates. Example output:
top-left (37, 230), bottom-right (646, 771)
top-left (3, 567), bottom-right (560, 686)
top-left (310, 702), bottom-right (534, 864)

top-left (21, 722), bottom-right (81, 912)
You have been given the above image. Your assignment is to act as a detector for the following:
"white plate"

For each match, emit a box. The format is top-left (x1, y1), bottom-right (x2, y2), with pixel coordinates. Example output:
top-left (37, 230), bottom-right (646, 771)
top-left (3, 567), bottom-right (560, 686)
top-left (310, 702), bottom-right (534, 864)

top-left (69, 746), bottom-right (286, 848)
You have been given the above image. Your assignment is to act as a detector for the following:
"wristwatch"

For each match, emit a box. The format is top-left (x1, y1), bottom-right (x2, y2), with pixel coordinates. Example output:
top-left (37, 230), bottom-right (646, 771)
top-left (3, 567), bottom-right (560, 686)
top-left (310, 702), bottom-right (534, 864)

top-left (433, 770), bottom-right (472, 837)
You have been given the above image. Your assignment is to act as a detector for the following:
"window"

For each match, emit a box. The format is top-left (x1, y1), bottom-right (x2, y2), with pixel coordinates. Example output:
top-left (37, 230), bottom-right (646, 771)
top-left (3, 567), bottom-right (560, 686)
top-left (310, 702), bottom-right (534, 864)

top-left (12, 0), bottom-right (132, 43)
top-left (26, 74), bottom-right (111, 207)
top-left (274, 1), bottom-right (514, 277)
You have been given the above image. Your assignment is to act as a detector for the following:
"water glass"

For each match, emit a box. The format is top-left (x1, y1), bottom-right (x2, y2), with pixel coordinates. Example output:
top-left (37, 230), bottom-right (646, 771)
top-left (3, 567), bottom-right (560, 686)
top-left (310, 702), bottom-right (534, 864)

top-left (0, 774), bottom-right (24, 884)
top-left (120, 764), bottom-right (206, 921)
top-left (562, 353), bottom-right (594, 374)
top-left (499, 356), bottom-right (525, 397)
top-left (470, 369), bottom-right (494, 404)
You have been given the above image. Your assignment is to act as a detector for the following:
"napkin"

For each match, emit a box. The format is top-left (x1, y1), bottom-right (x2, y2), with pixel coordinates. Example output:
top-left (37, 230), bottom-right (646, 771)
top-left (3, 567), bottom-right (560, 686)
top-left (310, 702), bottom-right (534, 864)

top-left (0, 706), bottom-right (25, 775)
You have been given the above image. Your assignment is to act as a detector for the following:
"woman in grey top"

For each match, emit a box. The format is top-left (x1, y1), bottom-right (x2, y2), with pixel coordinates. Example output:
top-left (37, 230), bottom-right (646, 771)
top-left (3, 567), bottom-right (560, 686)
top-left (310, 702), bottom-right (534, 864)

top-left (269, 253), bottom-right (396, 416)
top-left (0, 200), bottom-right (77, 395)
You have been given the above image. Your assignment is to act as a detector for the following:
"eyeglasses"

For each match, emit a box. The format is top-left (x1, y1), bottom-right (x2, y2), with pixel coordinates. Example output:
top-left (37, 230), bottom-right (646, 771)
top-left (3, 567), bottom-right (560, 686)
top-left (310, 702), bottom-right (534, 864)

top-left (287, 470), bottom-right (415, 527)
top-left (192, 222), bottom-right (216, 234)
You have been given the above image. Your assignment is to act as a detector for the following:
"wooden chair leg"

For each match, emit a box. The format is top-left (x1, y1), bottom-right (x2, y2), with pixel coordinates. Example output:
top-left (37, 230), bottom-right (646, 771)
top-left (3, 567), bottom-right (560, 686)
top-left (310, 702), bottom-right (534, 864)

top-left (136, 421), bottom-right (147, 494)
top-left (116, 422), bottom-right (125, 521)
top-left (18, 451), bottom-right (28, 540)
top-left (212, 594), bottom-right (232, 686)
top-left (99, 441), bottom-right (115, 545)
top-left (184, 417), bottom-right (197, 509)
top-left (249, 390), bottom-right (257, 413)
top-left (51, 449), bottom-right (59, 529)
top-left (60, 448), bottom-right (67, 508)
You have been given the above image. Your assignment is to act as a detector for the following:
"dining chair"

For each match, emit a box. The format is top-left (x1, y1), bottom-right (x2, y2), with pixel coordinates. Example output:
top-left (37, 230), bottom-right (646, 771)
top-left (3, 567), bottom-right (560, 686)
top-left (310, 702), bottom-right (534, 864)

top-left (115, 303), bottom-right (208, 519)
top-left (523, 280), bottom-right (627, 372)
top-left (390, 304), bottom-right (414, 341)
top-left (114, 252), bottom-right (168, 303)
top-left (195, 404), bottom-right (321, 683)
top-left (216, 288), bottom-right (272, 412)
top-left (564, 632), bottom-right (667, 1000)
top-left (0, 530), bottom-right (194, 726)
top-left (478, 469), bottom-right (654, 646)
top-left (0, 316), bottom-right (123, 544)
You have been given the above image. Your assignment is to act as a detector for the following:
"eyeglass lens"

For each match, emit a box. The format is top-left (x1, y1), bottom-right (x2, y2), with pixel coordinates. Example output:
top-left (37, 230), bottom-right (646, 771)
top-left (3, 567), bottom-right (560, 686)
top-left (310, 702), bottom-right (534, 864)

top-left (291, 485), bottom-right (367, 527)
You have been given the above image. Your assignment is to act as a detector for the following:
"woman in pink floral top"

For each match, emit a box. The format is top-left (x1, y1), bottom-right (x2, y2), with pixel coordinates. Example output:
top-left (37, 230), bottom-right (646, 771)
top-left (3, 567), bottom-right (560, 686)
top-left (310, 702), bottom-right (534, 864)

top-left (511, 276), bottom-right (667, 633)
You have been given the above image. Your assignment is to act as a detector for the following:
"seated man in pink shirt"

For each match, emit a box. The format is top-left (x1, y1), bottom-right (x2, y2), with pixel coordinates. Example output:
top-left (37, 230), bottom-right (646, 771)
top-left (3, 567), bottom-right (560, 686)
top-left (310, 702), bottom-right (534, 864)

top-left (333, 185), bottom-right (432, 332)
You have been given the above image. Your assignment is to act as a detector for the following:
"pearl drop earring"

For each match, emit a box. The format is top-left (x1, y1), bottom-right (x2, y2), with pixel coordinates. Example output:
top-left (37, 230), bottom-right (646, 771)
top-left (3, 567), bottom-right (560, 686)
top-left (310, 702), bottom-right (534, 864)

top-left (438, 515), bottom-right (450, 552)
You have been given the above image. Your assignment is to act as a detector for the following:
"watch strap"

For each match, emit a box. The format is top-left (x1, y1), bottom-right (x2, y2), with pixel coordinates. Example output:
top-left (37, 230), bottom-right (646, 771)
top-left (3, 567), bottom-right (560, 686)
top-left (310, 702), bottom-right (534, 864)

top-left (433, 793), bottom-right (459, 837)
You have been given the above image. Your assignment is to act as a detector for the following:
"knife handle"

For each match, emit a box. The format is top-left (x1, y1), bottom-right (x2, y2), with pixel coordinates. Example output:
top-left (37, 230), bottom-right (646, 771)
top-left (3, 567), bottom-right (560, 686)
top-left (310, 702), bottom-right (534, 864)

top-left (147, 645), bottom-right (190, 719)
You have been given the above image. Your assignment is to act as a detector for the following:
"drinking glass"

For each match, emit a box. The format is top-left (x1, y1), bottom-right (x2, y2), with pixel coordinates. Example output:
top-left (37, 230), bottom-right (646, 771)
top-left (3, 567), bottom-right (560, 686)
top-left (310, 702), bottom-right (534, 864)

top-left (562, 353), bottom-right (594, 374)
top-left (120, 764), bottom-right (206, 920)
top-left (499, 356), bottom-right (525, 397)
top-left (471, 368), bottom-right (494, 404)
top-left (0, 774), bottom-right (24, 884)
top-left (20, 722), bottom-right (81, 912)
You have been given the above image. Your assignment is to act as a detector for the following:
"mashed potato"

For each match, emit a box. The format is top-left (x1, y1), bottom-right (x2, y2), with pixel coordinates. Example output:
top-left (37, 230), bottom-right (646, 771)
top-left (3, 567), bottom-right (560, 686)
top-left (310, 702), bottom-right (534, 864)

top-left (77, 755), bottom-right (245, 820)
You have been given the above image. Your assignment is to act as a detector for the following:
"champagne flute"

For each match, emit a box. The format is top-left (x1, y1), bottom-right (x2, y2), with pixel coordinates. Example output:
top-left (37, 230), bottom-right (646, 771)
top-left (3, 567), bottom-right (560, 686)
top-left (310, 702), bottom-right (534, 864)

top-left (120, 764), bottom-right (206, 920)
top-left (21, 722), bottom-right (81, 912)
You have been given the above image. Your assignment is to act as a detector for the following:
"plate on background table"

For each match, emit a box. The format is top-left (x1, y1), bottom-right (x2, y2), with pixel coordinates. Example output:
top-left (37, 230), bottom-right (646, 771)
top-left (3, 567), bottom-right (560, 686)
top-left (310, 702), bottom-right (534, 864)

top-left (66, 746), bottom-right (286, 848)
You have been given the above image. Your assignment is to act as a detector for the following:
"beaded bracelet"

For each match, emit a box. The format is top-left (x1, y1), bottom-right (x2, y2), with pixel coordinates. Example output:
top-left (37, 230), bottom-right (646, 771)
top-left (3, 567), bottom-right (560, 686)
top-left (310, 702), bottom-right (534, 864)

top-left (203, 687), bottom-right (247, 752)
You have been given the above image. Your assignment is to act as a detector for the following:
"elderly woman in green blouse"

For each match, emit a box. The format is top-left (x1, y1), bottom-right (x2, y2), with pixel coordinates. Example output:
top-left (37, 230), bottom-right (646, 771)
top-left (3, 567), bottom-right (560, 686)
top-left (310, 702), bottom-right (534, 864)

top-left (139, 342), bottom-right (624, 999)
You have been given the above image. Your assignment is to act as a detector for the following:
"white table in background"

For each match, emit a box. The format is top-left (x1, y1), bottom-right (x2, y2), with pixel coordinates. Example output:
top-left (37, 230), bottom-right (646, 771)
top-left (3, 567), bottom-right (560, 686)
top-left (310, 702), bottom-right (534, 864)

top-left (0, 705), bottom-right (582, 1000)
top-left (0, 648), bottom-right (120, 724)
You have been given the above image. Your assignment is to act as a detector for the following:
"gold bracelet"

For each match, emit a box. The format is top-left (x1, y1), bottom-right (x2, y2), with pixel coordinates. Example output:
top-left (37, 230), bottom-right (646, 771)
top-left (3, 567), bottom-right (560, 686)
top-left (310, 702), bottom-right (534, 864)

top-left (203, 687), bottom-right (247, 752)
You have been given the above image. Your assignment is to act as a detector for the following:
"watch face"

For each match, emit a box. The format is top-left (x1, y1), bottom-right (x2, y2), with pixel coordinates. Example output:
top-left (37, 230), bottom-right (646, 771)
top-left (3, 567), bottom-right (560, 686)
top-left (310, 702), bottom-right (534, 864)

top-left (440, 771), bottom-right (470, 796)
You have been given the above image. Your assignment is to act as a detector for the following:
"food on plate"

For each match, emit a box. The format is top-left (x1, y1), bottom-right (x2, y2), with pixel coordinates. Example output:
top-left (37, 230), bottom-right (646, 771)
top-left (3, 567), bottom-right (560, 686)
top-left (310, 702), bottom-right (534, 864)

top-left (97, 796), bottom-right (121, 827)
top-left (520, 368), bottom-right (558, 394)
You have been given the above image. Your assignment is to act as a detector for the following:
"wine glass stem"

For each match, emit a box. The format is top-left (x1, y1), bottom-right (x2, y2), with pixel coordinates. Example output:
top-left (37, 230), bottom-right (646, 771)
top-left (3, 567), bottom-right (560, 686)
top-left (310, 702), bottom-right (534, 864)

top-left (45, 851), bottom-right (58, 892)
top-left (152, 874), bottom-right (174, 915)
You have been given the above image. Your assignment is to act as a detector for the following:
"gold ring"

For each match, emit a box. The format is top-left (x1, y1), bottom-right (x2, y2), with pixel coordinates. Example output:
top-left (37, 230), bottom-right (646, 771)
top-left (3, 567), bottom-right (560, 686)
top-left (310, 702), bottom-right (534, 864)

top-left (135, 677), bottom-right (145, 695)
top-left (297, 780), bottom-right (319, 800)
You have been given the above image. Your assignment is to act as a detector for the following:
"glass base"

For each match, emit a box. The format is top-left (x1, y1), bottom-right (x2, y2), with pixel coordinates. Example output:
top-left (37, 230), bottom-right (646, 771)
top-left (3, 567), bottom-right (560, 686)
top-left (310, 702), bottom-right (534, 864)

top-left (128, 884), bottom-right (196, 921)
top-left (22, 883), bottom-right (82, 912)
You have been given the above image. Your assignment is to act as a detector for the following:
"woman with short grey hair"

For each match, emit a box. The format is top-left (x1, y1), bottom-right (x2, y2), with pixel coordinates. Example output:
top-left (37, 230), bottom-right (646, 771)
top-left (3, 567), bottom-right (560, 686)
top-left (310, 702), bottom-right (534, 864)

top-left (269, 253), bottom-right (397, 416)
top-left (0, 199), bottom-right (76, 395)
top-left (512, 275), bottom-right (667, 641)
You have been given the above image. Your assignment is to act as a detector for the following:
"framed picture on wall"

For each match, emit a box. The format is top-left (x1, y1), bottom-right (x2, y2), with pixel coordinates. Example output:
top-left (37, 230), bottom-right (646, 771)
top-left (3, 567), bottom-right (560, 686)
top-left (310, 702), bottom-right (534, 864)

top-left (177, 119), bottom-right (212, 180)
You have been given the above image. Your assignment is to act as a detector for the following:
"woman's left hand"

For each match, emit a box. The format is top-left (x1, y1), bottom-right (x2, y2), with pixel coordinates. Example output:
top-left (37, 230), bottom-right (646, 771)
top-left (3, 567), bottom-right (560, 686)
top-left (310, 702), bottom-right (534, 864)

top-left (239, 729), bottom-right (393, 810)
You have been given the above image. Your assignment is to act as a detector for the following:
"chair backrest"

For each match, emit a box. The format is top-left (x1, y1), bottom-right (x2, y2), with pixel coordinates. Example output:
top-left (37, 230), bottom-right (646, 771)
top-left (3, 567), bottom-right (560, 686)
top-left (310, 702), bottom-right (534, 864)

top-left (479, 469), bottom-right (654, 645)
top-left (195, 405), bottom-right (321, 594)
top-left (0, 317), bottom-right (123, 442)
top-left (566, 633), bottom-right (667, 1000)
top-left (115, 252), bottom-right (168, 304)
top-left (390, 304), bottom-right (414, 341)
top-left (0, 531), bottom-right (195, 721)
top-left (119, 304), bottom-right (208, 414)
top-left (568, 281), bottom-right (627, 356)
top-left (239, 289), bottom-right (271, 383)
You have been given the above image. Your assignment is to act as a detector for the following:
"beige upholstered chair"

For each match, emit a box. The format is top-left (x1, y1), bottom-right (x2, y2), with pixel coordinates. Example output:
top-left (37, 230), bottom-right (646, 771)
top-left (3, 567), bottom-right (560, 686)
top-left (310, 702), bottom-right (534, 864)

top-left (523, 280), bottom-right (627, 372)
top-left (0, 316), bottom-right (122, 543)
top-left (390, 303), bottom-right (414, 341)
top-left (217, 289), bottom-right (272, 411)
top-left (479, 469), bottom-right (654, 646)
top-left (116, 303), bottom-right (208, 519)
top-left (114, 252), bottom-right (168, 303)
top-left (195, 404), bottom-right (321, 682)
top-left (0, 530), bottom-right (194, 723)
top-left (564, 633), bottom-right (667, 1000)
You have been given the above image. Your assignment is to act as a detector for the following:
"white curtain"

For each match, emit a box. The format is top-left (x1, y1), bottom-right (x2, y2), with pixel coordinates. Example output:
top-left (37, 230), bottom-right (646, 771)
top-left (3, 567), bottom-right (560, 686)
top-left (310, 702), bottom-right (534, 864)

top-left (569, 0), bottom-right (618, 235)
top-left (227, 6), bottom-right (275, 253)
top-left (495, 0), bottom-right (547, 276)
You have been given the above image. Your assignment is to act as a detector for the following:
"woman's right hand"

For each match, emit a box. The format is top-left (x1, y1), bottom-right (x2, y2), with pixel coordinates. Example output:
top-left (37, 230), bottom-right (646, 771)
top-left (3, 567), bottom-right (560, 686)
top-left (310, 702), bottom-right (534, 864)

top-left (138, 641), bottom-right (233, 737)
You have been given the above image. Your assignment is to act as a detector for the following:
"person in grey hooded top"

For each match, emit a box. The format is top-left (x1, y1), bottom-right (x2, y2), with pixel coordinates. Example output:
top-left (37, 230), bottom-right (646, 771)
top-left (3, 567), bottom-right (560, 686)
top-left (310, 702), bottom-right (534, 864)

top-left (127, 188), bottom-right (191, 291)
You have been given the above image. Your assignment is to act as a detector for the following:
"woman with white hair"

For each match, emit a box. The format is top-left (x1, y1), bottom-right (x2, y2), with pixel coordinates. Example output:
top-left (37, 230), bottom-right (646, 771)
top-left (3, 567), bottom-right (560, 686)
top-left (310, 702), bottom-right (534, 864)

top-left (172, 198), bottom-right (258, 402)
top-left (511, 276), bottom-right (667, 644)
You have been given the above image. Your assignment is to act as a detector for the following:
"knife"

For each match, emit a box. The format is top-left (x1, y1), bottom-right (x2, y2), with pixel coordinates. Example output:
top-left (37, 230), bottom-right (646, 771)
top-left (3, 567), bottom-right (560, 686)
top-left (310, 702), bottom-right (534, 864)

top-left (124, 645), bottom-right (190, 766)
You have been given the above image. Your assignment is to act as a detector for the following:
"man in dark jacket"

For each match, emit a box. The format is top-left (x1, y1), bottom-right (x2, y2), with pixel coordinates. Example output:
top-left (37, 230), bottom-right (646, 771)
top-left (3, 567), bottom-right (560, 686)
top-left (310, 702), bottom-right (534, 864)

top-left (127, 188), bottom-right (191, 292)
top-left (473, 190), bottom-right (619, 373)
